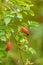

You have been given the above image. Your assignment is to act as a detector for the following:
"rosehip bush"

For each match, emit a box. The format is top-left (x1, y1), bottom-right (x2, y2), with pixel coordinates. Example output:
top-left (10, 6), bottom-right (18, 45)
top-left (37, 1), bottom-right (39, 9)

top-left (0, 0), bottom-right (42, 65)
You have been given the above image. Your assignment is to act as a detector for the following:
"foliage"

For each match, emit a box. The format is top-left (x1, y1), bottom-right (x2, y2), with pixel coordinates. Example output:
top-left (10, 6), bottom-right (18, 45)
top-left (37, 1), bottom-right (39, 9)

top-left (0, 0), bottom-right (43, 65)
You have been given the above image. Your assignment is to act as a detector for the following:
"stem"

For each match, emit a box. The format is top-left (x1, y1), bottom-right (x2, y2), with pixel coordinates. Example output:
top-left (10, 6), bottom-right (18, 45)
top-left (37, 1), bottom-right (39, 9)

top-left (12, 33), bottom-right (24, 65)
top-left (19, 48), bottom-right (24, 65)
top-left (14, 37), bottom-right (24, 65)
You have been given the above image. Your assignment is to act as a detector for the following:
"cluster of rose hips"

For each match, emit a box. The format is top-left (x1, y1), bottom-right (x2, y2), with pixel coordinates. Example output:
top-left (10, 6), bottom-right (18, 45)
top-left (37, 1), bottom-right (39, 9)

top-left (6, 26), bottom-right (29, 51)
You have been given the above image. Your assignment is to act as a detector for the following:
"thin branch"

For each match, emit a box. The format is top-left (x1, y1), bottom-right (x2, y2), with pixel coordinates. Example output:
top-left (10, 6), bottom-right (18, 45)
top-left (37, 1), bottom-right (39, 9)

top-left (12, 33), bottom-right (24, 65)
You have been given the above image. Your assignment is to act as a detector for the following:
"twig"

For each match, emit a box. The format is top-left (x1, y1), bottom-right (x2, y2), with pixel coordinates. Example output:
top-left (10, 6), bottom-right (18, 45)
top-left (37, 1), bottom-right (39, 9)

top-left (12, 33), bottom-right (24, 65)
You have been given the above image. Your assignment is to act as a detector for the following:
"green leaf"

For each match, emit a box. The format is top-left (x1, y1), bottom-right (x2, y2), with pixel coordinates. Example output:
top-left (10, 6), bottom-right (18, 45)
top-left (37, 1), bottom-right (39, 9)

top-left (0, 30), bottom-right (5, 36)
top-left (0, 36), bottom-right (7, 42)
top-left (29, 47), bottom-right (37, 55)
top-left (29, 10), bottom-right (35, 16)
top-left (17, 13), bottom-right (23, 19)
top-left (28, 21), bottom-right (39, 27)
top-left (4, 17), bottom-right (11, 25)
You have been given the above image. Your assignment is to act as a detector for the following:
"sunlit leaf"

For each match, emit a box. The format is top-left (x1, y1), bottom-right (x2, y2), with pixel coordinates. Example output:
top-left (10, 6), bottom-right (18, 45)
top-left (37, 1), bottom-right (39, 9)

top-left (4, 17), bottom-right (11, 25)
top-left (29, 47), bottom-right (37, 55)
top-left (29, 10), bottom-right (35, 16)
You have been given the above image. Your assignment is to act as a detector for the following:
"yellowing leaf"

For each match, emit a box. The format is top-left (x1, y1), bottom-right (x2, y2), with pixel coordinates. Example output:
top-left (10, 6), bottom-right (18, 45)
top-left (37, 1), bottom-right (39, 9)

top-left (29, 4), bottom-right (34, 7)
top-left (5, 34), bottom-right (10, 39)
top-left (24, 11), bottom-right (28, 15)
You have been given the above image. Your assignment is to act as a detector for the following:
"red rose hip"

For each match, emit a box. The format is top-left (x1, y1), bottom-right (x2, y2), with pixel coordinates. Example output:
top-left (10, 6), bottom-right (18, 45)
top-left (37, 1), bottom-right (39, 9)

top-left (21, 26), bottom-right (29, 35)
top-left (6, 41), bottom-right (11, 51)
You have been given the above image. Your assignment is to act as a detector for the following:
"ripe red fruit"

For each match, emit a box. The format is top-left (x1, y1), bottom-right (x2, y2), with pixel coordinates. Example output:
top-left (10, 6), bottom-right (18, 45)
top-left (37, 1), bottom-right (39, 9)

top-left (20, 26), bottom-right (29, 35)
top-left (6, 41), bottom-right (11, 51)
